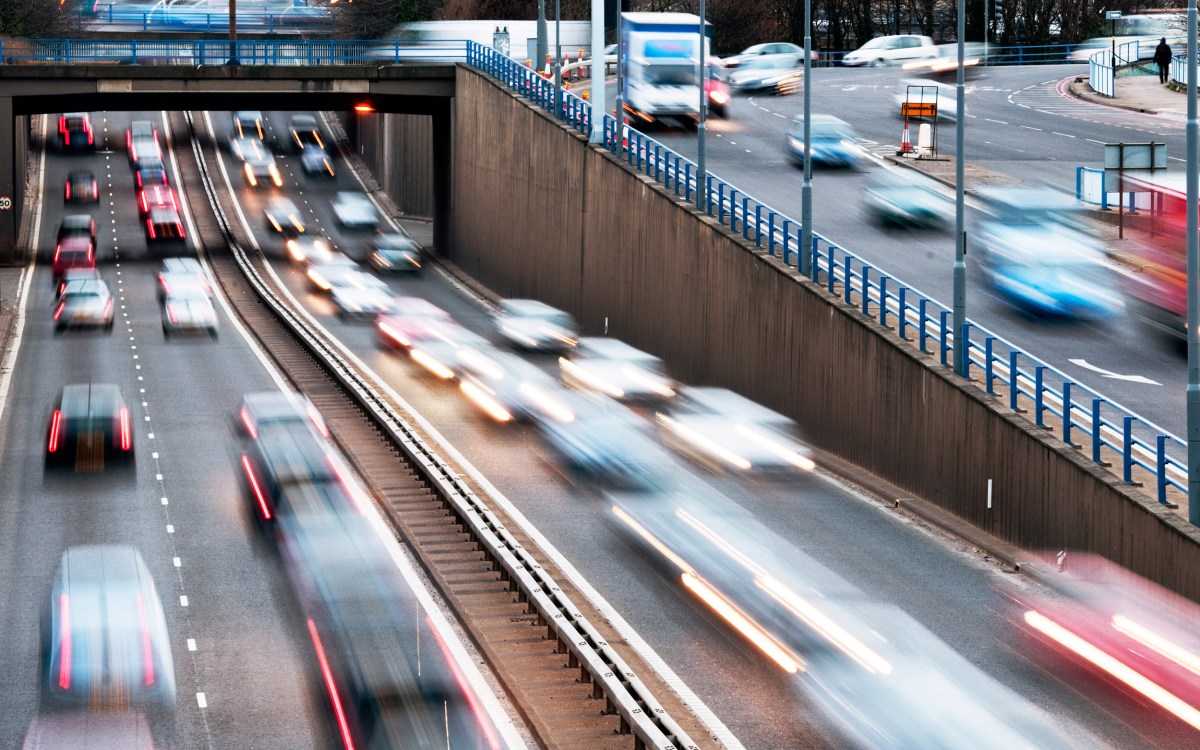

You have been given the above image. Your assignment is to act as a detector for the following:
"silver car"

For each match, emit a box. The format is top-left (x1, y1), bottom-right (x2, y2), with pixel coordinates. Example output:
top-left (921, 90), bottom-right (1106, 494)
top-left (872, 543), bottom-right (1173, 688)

top-left (494, 298), bottom-right (578, 353)
top-left (723, 42), bottom-right (808, 70)
top-left (162, 289), bottom-right (219, 337)
top-left (560, 337), bottom-right (675, 403)
top-left (331, 192), bottom-right (379, 231)
top-left (265, 196), bottom-right (305, 236)
top-left (54, 278), bottom-right (114, 332)
top-left (42, 545), bottom-right (176, 710)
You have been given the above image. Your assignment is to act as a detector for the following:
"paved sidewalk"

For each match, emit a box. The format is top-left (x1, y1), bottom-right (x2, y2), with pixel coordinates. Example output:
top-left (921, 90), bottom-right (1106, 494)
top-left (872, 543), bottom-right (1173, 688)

top-left (1068, 70), bottom-right (1188, 117)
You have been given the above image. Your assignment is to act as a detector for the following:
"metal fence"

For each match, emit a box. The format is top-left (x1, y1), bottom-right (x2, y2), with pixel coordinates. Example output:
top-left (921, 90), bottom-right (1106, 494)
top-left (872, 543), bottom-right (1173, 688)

top-left (0, 38), bottom-right (470, 65)
top-left (1087, 39), bottom-right (1152, 96)
top-left (466, 41), bottom-right (1188, 511)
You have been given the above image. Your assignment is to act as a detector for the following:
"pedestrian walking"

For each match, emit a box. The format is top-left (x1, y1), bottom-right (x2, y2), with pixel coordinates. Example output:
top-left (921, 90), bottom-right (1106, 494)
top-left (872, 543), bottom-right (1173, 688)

top-left (1154, 37), bottom-right (1172, 84)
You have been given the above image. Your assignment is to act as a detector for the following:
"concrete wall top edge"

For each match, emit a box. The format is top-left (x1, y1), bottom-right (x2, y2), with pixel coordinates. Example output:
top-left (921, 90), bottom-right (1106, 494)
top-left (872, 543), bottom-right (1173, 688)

top-left (0, 64), bottom-right (456, 80)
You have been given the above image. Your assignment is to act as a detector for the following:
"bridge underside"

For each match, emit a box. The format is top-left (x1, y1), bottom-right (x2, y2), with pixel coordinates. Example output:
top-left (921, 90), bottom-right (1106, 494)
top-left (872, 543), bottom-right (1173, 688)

top-left (0, 64), bottom-right (456, 263)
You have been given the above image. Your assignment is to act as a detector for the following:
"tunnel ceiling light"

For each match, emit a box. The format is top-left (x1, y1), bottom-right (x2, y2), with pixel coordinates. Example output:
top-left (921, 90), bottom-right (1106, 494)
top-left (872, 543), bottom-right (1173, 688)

top-left (354, 103), bottom-right (375, 113)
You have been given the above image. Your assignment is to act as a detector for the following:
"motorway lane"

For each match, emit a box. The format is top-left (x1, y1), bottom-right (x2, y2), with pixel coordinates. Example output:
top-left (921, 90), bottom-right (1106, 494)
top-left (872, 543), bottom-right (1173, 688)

top-left (645, 67), bottom-right (1185, 438)
top-left (0, 111), bottom-right (333, 749)
top-left (208, 110), bottom-right (1200, 749)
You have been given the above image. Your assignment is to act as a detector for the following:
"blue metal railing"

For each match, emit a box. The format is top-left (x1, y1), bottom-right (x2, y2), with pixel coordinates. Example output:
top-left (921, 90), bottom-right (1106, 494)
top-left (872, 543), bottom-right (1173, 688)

top-left (1088, 39), bottom-right (1150, 97)
top-left (466, 41), bottom-right (1188, 510)
top-left (0, 38), bottom-right (469, 65)
top-left (1171, 53), bottom-right (1187, 86)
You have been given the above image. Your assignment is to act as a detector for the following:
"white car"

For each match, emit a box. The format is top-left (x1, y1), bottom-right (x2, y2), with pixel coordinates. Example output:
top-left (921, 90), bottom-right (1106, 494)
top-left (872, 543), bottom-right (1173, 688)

top-left (162, 289), bottom-right (218, 337)
top-left (331, 192), bottom-right (378, 231)
top-left (457, 348), bottom-right (572, 423)
top-left (723, 42), bottom-right (812, 69)
top-left (559, 337), bottom-right (675, 404)
top-left (264, 196), bottom-right (305, 235)
top-left (494, 299), bottom-right (578, 353)
top-left (656, 387), bottom-right (815, 475)
top-left (842, 35), bottom-right (937, 67)
top-left (331, 283), bottom-right (396, 321)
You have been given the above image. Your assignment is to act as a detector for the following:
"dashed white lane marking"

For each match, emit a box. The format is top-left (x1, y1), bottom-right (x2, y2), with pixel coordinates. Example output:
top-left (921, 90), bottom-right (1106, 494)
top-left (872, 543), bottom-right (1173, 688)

top-left (188, 638), bottom-right (197, 651)
top-left (1086, 138), bottom-right (1105, 144)
top-left (1019, 125), bottom-right (1041, 131)
top-left (180, 595), bottom-right (189, 607)
top-left (174, 557), bottom-right (182, 568)
top-left (161, 496), bottom-right (168, 505)
top-left (166, 524), bottom-right (175, 534)
top-left (985, 118), bottom-right (1008, 124)
top-left (196, 692), bottom-right (207, 708)
top-left (773, 112), bottom-right (786, 118)
top-left (1052, 132), bottom-right (1076, 137)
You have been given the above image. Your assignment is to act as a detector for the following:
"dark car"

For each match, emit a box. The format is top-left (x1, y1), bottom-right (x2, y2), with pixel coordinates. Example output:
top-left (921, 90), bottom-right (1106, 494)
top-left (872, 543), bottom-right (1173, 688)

top-left (57, 214), bottom-right (96, 247)
top-left (46, 383), bottom-right (134, 469)
top-left (706, 60), bottom-right (731, 118)
top-left (64, 170), bottom-right (98, 204)
top-left (288, 114), bottom-right (325, 154)
top-left (58, 112), bottom-right (95, 151)
top-left (239, 421), bottom-right (357, 524)
top-left (300, 145), bottom-right (336, 178)
top-left (42, 546), bottom-right (175, 709)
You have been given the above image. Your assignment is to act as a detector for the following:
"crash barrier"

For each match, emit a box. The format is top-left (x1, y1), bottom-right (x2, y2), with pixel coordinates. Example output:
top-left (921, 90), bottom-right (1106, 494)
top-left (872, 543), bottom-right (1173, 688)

top-left (1171, 53), bottom-right (1187, 86)
top-left (85, 4), bottom-right (328, 32)
top-left (466, 40), bottom-right (1188, 514)
top-left (1088, 39), bottom-right (1150, 97)
top-left (0, 37), bottom-right (469, 65)
top-left (1074, 166), bottom-right (1153, 210)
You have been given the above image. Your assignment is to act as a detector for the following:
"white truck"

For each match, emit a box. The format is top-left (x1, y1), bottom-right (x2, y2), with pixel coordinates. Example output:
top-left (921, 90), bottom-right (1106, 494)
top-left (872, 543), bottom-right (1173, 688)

top-left (620, 12), bottom-right (710, 126)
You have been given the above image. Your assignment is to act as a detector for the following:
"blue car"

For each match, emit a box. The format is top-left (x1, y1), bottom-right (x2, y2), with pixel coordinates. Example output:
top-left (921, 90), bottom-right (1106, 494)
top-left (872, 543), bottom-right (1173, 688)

top-left (786, 114), bottom-right (862, 168)
top-left (976, 188), bottom-right (1124, 320)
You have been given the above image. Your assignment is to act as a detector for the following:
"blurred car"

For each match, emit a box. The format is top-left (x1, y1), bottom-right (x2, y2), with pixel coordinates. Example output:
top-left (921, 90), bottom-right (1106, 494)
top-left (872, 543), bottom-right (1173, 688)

top-left (408, 325), bottom-right (494, 381)
top-left (332, 192), bottom-right (379, 231)
top-left (64, 169), bottom-right (98, 204)
top-left (22, 712), bottom-right (156, 750)
top-left (232, 110), bottom-right (265, 140)
top-left (58, 112), bottom-right (95, 151)
top-left (238, 137), bottom-right (283, 188)
top-left (458, 348), bottom-right (574, 423)
top-left (842, 34), bottom-right (937, 67)
top-left (45, 383), bottom-right (133, 469)
top-left (288, 114), bottom-right (325, 154)
top-left (157, 257), bottom-right (212, 300)
top-left (367, 233), bottom-right (422, 274)
top-left (786, 114), bottom-right (862, 169)
top-left (144, 207), bottom-right (188, 255)
top-left (901, 42), bottom-right (983, 77)
top-left (286, 235), bottom-right (335, 264)
top-left (656, 386), bottom-right (814, 475)
top-left (895, 78), bottom-right (959, 121)
top-left (54, 278), bottom-right (114, 333)
top-left (134, 159), bottom-right (169, 191)
top-left (56, 266), bottom-right (102, 298)
top-left (300, 145), bottom-right (336, 178)
top-left (127, 133), bottom-right (162, 168)
top-left (728, 58), bottom-right (803, 95)
top-left (376, 297), bottom-right (456, 351)
top-left (706, 59), bottom-right (731, 118)
top-left (305, 253), bottom-right (362, 293)
top-left (125, 120), bottom-right (158, 153)
top-left (494, 298), bottom-right (578, 353)
top-left (975, 187), bottom-right (1124, 320)
top-left (240, 421), bottom-right (364, 524)
top-left (864, 170), bottom-right (952, 229)
top-left (162, 289), bottom-right (219, 337)
top-left (1068, 34), bottom-right (1183, 62)
top-left (538, 392), bottom-right (673, 488)
top-left (265, 196), bottom-right (306, 236)
top-left (330, 273), bottom-right (397, 321)
top-left (722, 42), bottom-right (812, 69)
top-left (57, 214), bottom-right (96, 247)
top-left (559, 337), bottom-right (675, 403)
top-left (42, 546), bottom-right (175, 709)
top-left (51, 237), bottom-right (95, 282)
top-left (239, 390), bottom-right (328, 440)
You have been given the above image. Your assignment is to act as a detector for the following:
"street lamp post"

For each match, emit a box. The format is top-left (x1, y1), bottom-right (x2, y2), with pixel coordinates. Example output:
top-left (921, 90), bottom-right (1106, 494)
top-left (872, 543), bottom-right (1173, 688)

top-left (697, 0), bottom-right (707, 211)
top-left (554, 0), bottom-right (562, 116)
top-left (227, 0), bottom-right (239, 65)
top-left (799, 0), bottom-right (813, 278)
top-left (537, 0), bottom-right (549, 75)
top-left (1186, 0), bottom-right (1199, 525)
top-left (589, 0), bottom-right (605, 144)
top-left (952, 0), bottom-right (968, 377)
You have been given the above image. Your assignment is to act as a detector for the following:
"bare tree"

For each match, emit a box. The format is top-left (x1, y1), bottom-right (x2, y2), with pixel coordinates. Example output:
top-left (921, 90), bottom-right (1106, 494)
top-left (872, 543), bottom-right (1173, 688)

top-left (1, 0), bottom-right (86, 36)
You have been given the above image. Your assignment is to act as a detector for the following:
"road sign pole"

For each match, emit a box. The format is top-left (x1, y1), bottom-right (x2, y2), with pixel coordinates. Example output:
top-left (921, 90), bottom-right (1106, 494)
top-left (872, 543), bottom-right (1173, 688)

top-left (952, 0), bottom-right (967, 377)
top-left (697, 0), bottom-right (707, 212)
top-left (1186, 0), bottom-right (1200, 525)
top-left (589, 0), bottom-right (605, 144)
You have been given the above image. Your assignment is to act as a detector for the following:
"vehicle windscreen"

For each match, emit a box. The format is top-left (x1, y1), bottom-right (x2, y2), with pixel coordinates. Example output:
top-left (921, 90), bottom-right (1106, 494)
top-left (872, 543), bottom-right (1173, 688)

top-left (645, 63), bottom-right (696, 86)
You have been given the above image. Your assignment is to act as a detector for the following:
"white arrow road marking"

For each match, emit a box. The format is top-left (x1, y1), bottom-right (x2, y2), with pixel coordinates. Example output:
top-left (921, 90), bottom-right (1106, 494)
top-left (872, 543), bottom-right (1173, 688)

top-left (1068, 359), bottom-right (1162, 385)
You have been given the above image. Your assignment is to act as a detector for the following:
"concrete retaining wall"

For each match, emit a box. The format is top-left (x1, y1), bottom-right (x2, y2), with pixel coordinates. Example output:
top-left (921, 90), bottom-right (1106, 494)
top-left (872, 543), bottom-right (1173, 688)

top-left (449, 65), bottom-right (1200, 602)
top-left (339, 111), bottom-right (435, 220)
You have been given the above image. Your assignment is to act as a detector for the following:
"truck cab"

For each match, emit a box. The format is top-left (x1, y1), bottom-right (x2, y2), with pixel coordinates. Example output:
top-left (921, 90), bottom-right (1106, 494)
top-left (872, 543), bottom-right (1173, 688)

top-left (620, 12), bottom-right (711, 127)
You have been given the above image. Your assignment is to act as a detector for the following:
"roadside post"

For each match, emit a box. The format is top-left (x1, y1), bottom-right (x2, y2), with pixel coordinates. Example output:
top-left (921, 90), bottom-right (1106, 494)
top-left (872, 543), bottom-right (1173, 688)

top-left (1186, 0), bottom-right (1199, 526)
top-left (1107, 10), bottom-right (1122, 96)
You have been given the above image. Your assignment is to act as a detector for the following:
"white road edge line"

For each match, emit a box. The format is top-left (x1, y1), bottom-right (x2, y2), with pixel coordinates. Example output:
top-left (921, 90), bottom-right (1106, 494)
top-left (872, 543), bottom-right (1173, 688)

top-left (235, 112), bottom-right (744, 750)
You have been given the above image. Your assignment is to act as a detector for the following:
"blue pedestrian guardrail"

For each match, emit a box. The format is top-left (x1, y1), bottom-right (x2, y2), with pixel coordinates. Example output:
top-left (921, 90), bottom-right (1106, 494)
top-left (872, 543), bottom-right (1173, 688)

top-left (0, 37), bottom-right (469, 65)
top-left (466, 40), bottom-right (1188, 512)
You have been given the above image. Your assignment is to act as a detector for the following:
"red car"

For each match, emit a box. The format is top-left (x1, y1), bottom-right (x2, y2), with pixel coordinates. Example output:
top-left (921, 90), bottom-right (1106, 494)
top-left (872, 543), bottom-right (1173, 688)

top-left (52, 237), bottom-right (95, 281)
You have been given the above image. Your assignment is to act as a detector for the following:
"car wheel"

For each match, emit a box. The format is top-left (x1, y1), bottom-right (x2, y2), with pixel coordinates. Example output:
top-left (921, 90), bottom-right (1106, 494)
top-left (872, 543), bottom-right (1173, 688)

top-left (871, 58), bottom-right (886, 67)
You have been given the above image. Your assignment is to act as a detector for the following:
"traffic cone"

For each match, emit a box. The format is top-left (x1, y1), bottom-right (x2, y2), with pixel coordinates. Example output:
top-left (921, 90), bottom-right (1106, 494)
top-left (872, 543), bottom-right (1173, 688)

top-left (576, 49), bottom-right (584, 81)
top-left (897, 121), bottom-right (913, 155)
top-left (543, 53), bottom-right (552, 79)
